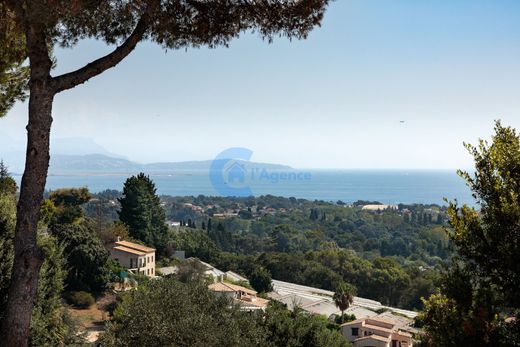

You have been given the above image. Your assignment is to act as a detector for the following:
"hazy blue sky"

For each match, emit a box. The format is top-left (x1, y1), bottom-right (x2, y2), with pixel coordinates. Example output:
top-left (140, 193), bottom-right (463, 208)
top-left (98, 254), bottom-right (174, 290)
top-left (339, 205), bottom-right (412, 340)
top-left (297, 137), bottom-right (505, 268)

top-left (2, 0), bottom-right (520, 169)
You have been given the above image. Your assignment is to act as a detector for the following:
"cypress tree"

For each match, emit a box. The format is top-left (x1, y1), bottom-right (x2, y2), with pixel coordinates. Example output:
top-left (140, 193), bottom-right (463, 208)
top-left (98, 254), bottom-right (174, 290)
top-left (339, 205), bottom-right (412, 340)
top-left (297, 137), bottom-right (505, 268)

top-left (118, 173), bottom-right (168, 252)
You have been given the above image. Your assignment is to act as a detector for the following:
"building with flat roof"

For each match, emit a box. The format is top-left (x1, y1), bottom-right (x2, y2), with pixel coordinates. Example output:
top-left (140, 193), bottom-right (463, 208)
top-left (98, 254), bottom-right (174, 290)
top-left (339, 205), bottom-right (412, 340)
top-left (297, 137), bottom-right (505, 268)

top-left (110, 238), bottom-right (156, 277)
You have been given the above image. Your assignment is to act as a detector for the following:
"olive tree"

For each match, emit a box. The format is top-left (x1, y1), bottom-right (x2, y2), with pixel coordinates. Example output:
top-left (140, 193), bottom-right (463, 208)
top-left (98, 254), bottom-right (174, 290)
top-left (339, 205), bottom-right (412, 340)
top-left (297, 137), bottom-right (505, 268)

top-left (0, 1), bottom-right (330, 345)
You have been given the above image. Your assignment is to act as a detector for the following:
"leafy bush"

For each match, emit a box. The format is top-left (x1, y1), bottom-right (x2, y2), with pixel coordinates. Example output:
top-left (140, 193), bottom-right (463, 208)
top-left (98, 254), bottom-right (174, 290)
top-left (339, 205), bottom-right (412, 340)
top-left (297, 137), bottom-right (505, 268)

top-left (335, 313), bottom-right (356, 325)
top-left (66, 291), bottom-right (95, 308)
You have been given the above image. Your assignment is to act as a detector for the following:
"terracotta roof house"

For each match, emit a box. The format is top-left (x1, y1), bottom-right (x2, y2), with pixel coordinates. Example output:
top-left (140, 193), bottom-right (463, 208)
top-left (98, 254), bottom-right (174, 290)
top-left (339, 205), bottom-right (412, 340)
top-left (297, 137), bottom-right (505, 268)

top-left (110, 238), bottom-right (156, 277)
top-left (341, 316), bottom-right (413, 347)
top-left (208, 282), bottom-right (269, 311)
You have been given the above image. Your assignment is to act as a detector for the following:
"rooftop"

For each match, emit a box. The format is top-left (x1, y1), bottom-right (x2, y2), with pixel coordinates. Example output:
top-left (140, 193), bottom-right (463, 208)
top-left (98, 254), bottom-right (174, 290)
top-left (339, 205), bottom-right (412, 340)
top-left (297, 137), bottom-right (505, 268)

top-left (113, 245), bottom-right (146, 256)
top-left (115, 239), bottom-right (155, 253)
top-left (354, 334), bottom-right (390, 343)
top-left (209, 282), bottom-right (257, 296)
top-left (271, 279), bottom-right (418, 319)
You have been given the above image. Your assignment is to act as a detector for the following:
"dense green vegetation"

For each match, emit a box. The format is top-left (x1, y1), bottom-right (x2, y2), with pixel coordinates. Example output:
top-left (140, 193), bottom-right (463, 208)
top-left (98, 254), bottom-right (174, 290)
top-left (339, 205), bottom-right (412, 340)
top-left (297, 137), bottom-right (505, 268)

top-left (5, 123), bottom-right (520, 345)
top-left (118, 173), bottom-right (169, 253)
top-left (419, 122), bottom-right (520, 346)
top-left (161, 195), bottom-right (449, 266)
top-left (150, 201), bottom-right (446, 309)
top-left (83, 187), bottom-right (450, 310)
top-left (101, 278), bottom-right (349, 347)
top-left (0, 163), bottom-right (85, 346)
top-left (334, 283), bottom-right (356, 323)
top-left (171, 234), bottom-right (439, 309)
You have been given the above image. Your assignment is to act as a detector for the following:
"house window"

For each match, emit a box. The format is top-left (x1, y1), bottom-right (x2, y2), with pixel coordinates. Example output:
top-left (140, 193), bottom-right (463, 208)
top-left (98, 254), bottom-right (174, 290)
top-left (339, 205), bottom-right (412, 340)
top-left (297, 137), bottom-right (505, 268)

top-left (351, 328), bottom-right (359, 336)
top-left (147, 269), bottom-right (150, 275)
top-left (151, 256), bottom-right (154, 262)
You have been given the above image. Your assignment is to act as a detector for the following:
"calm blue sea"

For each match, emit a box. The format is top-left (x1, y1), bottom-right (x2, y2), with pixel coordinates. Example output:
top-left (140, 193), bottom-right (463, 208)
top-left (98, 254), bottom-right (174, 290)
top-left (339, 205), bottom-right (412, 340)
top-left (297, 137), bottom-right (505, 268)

top-left (14, 170), bottom-right (474, 206)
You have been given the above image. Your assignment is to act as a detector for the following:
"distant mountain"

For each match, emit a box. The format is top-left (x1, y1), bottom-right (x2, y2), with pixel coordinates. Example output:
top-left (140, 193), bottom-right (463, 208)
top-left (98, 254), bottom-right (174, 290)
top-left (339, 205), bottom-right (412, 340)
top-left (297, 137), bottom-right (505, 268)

top-left (0, 135), bottom-right (128, 173)
top-left (45, 153), bottom-right (292, 174)
top-left (51, 137), bottom-right (126, 158)
top-left (49, 154), bottom-right (141, 173)
top-left (0, 134), bottom-right (292, 174)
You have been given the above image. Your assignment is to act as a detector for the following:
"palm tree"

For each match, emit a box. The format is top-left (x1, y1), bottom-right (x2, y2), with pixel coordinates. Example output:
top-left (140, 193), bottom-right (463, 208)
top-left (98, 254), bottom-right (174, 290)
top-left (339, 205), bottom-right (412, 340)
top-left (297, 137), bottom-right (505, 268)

top-left (333, 282), bottom-right (356, 323)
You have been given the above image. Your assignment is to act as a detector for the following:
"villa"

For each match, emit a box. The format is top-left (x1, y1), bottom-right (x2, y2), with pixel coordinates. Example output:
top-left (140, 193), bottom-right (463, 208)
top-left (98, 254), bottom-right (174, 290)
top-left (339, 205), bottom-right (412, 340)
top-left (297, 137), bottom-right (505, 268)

top-left (110, 238), bottom-right (156, 277)
top-left (208, 282), bottom-right (269, 311)
top-left (341, 316), bottom-right (413, 347)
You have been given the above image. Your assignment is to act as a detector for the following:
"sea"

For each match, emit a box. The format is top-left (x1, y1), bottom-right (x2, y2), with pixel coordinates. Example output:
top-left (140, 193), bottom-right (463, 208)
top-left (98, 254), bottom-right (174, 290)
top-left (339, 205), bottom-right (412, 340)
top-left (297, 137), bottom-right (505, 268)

top-left (14, 170), bottom-right (475, 206)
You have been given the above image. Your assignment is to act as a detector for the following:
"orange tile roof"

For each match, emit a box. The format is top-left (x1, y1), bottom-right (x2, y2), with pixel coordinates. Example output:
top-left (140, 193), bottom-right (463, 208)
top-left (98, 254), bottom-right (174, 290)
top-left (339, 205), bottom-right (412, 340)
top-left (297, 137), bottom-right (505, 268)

top-left (397, 331), bottom-right (413, 338)
top-left (366, 316), bottom-right (395, 325)
top-left (115, 240), bottom-right (155, 253)
top-left (208, 282), bottom-right (257, 295)
top-left (341, 318), bottom-right (366, 327)
top-left (113, 245), bottom-right (146, 256)
top-left (354, 335), bottom-right (390, 343)
top-left (238, 296), bottom-right (269, 308)
top-left (362, 323), bottom-right (393, 334)
top-left (209, 282), bottom-right (236, 292)
top-left (223, 282), bottom-right (257, 295)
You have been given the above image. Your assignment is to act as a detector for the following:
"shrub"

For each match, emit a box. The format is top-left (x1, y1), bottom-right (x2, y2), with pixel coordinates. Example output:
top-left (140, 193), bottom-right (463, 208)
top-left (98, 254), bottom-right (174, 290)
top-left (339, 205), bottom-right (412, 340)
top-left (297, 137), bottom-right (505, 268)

top-left (66, 291), bottom-right (95, 308)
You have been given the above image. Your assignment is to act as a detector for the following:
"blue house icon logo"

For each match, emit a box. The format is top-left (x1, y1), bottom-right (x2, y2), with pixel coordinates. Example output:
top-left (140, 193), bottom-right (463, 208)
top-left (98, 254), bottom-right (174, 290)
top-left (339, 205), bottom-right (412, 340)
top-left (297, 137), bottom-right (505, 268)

top-left (210, 147), bottom-right (253, 197)
top-left (226, 161), bottom-right (247, 184)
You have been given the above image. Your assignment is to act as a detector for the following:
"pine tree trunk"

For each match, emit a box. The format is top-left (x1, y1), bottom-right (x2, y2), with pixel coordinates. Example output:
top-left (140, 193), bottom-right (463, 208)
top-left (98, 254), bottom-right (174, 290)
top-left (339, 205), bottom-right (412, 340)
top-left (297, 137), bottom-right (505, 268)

top-left (0, 24), bottom-right (54, 347)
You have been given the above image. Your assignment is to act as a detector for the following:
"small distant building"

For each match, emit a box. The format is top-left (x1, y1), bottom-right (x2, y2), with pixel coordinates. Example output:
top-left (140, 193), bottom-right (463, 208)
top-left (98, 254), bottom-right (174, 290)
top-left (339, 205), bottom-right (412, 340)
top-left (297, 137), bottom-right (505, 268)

top-left (167, 220), bottom-right (181, 228)
top-left (209, 282), bottom-right (269, 311)
top-left (341, 316), bottom-right (413, 347)
top-left (361, 204), bottom-right (398, 211)
top-left (110, 238), bottom-right (156, 277)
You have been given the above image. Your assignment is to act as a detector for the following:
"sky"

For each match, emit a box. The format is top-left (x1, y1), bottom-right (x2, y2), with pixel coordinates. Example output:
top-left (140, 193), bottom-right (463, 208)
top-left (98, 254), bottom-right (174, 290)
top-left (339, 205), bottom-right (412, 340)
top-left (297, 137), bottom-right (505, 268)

top-left (2, 0), bottom-right (520, 169)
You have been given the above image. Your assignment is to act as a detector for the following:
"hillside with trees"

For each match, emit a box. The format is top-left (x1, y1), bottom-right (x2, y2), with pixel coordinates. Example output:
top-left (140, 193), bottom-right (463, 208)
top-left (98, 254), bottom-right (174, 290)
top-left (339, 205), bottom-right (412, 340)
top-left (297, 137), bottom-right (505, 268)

top-left (82, 182), bottom-right (448, 311)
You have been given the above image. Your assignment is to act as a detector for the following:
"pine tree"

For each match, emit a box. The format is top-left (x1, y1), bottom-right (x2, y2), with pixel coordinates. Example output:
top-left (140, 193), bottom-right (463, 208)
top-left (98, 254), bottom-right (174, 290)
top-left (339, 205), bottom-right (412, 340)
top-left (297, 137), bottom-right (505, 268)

top-left (0, 161), bottom-right (16, 196)
top-left (1, 2), bottom-right (329, 343)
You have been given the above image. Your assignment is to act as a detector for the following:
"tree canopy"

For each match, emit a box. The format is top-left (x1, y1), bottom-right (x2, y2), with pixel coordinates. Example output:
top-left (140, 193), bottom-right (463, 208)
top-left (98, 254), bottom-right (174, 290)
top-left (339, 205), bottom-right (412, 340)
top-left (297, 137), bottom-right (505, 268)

top-left (0, 2), bottom-right (28, 117)
top-left (118, 172), bottom-right (169, 251)
top-left (333, 282), bottom-right (356, 323)
top-left (0, 1), bottom-right (330, 344)
top-left (101, 278), bottom-right (266, 347)
top-left (450, 121), bottom-right (520, 306)
top-left (50, 222), bottom-right (112, 293)
top-left (420, 121), bottom-right (520, 346)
